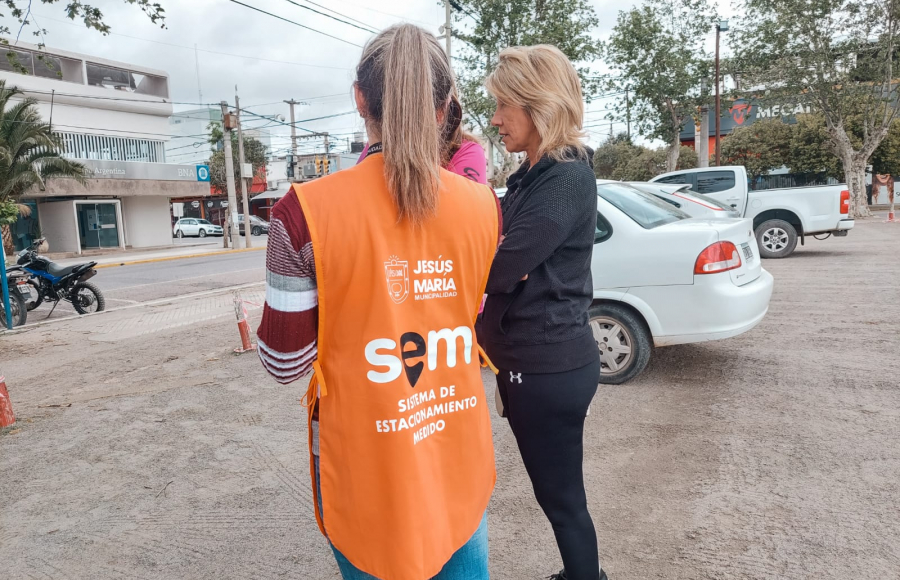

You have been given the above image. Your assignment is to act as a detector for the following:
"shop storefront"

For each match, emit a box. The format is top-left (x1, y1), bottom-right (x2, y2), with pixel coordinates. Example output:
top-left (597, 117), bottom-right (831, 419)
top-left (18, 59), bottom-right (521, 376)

top-left (25, 159), bottom-right (210, 255)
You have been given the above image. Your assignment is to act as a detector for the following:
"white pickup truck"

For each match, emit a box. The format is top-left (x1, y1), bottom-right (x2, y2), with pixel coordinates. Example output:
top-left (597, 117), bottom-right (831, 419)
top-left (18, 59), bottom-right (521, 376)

top-left (650, 166), bottom-right (855, 258)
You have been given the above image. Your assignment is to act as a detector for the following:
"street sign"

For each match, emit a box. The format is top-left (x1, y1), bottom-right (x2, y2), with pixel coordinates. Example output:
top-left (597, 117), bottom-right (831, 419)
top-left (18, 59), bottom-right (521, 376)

top-left (196, 164), bottom-right (211, 182)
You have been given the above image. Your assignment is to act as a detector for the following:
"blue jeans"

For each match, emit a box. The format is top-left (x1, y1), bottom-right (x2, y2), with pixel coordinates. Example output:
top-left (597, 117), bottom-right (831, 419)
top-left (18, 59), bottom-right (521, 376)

top-left (315, 456), bottom-right (490, 580)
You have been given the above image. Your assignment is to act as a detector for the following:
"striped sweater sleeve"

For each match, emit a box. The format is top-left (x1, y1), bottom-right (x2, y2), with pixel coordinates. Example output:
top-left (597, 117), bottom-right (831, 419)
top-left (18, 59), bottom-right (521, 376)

top-left (256, 192), bottom-right (318, 384)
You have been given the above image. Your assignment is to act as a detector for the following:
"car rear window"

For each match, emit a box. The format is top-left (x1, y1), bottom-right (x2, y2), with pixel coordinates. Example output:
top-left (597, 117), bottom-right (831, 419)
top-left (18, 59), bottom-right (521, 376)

top-left (597, 183), bottom-right (689, 229)
top-left (695, 171), bottom-right (736, 193)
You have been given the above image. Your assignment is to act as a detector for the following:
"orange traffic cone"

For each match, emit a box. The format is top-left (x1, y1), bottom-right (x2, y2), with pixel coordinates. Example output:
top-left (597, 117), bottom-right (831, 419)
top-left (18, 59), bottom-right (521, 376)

top-left (0, 376), bottom-right (15, 428)
top-left (233, 292), bottom-right (256, 354)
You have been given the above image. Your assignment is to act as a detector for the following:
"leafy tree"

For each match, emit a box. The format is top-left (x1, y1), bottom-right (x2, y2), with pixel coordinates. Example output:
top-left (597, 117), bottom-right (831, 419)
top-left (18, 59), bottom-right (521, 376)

top-left (1, 1), bottom-right (165, 72)
top-left (732, 0), bottom-right (900, 218)
top-left (598, 142), bottom-right (697, 181)
top-left (593, 133), bottom-right (638, 179)
top-left (788, 115), bottom-right (845, 181)
top-left (207, 122), bottom-right (268, 193)
top-left (453, 0), bottom-right (601, 181)
top-left (720, 118), bottom-right (794, 181)
top-left (870, 119), bottom-right (900, 176)
top-left (603, 0), bottom-right (716, 172)
top-left (0, 81), bottom-right (85, 254)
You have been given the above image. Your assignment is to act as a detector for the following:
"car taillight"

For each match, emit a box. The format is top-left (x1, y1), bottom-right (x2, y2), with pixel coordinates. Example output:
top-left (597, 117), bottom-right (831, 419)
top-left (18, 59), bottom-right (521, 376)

top-left (695, 242), bottom-right (742, 275)
top-left (840, 190), bottom-right (850, 214)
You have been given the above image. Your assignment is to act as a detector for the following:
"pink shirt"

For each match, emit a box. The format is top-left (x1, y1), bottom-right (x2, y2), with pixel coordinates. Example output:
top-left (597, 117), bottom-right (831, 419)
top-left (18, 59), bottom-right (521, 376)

top-left (357, 141), bottom-right (488, 185)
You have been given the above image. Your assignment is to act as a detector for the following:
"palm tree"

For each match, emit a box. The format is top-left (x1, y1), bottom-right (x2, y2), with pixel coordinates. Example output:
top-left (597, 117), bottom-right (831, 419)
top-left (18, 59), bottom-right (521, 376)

top-left (0, 80), bottom-right (86, 254)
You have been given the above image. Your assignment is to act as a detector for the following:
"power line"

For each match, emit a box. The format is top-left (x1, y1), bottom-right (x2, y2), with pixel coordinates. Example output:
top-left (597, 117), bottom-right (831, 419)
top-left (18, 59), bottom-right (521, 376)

top-left (227, 0), bottom-right (364, 48)
top-left (32, 12), bottom-right (355, 72)
top-left (18, 87), bottom-right (212, 107)
top-left (282, 0), bottom-right (378, 34)
top-left (299, 0), bottom-right (377, 30)
top-left (331, 1), bottom-right (437, 26)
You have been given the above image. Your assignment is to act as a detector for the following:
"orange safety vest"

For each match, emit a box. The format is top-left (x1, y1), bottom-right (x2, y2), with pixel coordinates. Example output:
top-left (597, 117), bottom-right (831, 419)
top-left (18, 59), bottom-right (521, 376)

top-left (294, 154), bottom-right (498, 580)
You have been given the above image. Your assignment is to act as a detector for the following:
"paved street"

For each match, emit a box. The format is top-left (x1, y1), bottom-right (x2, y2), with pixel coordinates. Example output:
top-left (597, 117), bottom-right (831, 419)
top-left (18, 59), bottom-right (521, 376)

top-left (25, 247), bottom-right (266, 322)
top-left (1, 220), bottom-right (899, 579)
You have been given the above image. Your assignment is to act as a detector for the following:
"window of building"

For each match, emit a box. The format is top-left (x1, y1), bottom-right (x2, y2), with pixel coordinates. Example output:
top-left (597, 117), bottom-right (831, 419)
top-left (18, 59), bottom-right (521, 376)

top-left (86, 62), bottom-right (168, 98)
top-left (0, 48), bottom-right (83, 82)
top-left (55, 131), bottom-right (167, 163)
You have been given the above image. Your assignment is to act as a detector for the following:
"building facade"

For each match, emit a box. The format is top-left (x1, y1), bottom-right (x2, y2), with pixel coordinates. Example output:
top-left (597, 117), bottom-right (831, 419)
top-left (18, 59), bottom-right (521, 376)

top-left (166, 107), bottom-right (220, 166)
top-left (1, 41), bottom-right (209, 254)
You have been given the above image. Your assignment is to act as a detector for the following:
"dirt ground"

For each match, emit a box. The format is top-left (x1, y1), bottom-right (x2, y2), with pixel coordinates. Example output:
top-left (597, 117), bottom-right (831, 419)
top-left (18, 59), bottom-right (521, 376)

top-left (1, 219), bottom-right (899, 580)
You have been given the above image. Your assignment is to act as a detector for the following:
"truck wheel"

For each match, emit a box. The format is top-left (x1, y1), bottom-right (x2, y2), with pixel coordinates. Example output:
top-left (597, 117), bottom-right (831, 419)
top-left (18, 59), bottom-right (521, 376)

top-left (589, 303), bottom-right (652, 385)
top-left (756, 219), bottom-right (798, 259)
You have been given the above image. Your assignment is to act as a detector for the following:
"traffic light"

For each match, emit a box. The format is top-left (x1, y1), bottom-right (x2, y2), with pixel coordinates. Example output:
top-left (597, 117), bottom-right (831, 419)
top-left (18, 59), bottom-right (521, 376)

top-left (315, 156), bottom-right (323, 175)
top-left (323, 156), bottom-right (330, 174)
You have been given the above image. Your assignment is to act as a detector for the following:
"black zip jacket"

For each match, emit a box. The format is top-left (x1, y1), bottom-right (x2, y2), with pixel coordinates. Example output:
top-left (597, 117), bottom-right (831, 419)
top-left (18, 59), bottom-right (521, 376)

top-left (481, 149), bottom-right (598, 374)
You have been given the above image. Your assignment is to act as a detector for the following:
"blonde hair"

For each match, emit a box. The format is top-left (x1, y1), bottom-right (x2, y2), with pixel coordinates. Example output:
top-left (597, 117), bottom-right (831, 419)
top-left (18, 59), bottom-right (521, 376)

top-left (485, 45), bottom-right (586, 162)
top-left (356, 24), bottom-right (454, 225)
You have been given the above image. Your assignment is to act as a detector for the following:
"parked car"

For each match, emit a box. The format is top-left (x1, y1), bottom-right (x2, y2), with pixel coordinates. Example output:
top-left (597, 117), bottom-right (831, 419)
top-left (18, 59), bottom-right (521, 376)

top-left (650, 166), bottom-right (854, 258)
top-left (590, 182), bottom-right (774, 384)
top-left (237, 214), bottom-right (270, 236)
top-left (625, 181), bottom-right (742, 219)
top-left (173, 218), bottom-right (223, 238)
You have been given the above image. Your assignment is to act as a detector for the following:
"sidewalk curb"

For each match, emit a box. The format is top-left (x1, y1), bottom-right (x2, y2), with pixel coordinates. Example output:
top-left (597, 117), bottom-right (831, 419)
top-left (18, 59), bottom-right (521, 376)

top-left (0, 282), bottom-right (265, 335)
top-left (95, 246), bottom-right (266, 269)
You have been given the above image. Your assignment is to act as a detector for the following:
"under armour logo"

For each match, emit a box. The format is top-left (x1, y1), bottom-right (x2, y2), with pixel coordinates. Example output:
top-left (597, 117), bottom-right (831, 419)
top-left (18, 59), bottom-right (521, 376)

top-left (509, 372), bottom-right (522, 384)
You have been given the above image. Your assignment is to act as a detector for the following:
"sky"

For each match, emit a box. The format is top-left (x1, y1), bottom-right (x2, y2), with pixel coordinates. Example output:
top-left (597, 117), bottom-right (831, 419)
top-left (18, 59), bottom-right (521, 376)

top-left (3, 0), bottom-right (728, 154)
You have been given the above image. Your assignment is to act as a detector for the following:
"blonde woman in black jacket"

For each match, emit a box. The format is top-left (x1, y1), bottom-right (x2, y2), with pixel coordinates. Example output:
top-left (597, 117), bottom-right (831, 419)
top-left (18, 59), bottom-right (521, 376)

top-left (481, 44), bottom-right (605, 580)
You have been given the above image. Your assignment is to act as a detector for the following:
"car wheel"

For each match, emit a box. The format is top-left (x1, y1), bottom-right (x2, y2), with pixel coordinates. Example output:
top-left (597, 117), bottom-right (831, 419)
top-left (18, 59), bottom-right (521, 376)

top-left (252, 226), bottom-right (262, 236)
top-left (199, 229), bottom-right (207, 238)
top-left (589, 303), bottom-right (652, 385)
top-left (756, 219), bottom-right (798, 259)
top-left (175, 230), bottom-right (184, 238)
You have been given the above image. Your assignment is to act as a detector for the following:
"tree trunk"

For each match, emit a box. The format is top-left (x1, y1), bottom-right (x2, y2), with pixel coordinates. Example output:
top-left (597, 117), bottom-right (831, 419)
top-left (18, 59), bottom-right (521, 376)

top-left (1, 224), bottom-right (14, 257)
top-left (666, 134), bottom-right (681, 172)
top-left (841, 154), bottom-right (872, 219)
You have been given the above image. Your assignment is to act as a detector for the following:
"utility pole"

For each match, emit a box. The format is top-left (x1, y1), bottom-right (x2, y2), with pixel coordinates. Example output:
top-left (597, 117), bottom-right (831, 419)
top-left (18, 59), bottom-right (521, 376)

top-left (235, 89), bottom-right (252, 249)
top-left (194, 44), bottom-right (203, 104)
top-left (625, 88), bottom-right (631, 141)
top-left (285, 99), bottom-right (299, 181)
top-left (714, 20), bottom-right (729, 167)
top-left (220, 101), bottom-right (241, 249)
top-left (441, 1), bottom-right (452, 57)
top-left (699, 103), bottom-right (710, 168)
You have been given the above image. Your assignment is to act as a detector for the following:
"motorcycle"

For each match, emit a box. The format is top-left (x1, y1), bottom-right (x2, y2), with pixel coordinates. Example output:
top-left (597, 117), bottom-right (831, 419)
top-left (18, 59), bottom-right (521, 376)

top-left (15, 238), bottom-right (106, 316)
top-left (1, 267), bottom-right (31, 327)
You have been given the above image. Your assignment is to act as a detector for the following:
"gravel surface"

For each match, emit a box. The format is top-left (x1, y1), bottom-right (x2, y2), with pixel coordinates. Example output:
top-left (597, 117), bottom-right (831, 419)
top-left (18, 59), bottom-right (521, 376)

top-left (1, 219), bottom-right (898, 579)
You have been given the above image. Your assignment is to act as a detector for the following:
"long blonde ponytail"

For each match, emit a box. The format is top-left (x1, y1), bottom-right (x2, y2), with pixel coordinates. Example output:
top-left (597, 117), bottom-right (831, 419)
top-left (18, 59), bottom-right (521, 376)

top-left (356, 24), bottom-right (454, 225)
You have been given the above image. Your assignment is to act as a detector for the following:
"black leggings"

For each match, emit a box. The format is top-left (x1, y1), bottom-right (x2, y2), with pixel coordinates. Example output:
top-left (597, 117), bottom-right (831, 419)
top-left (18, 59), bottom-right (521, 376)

top-left (497, 359), bottom-right (601, 580)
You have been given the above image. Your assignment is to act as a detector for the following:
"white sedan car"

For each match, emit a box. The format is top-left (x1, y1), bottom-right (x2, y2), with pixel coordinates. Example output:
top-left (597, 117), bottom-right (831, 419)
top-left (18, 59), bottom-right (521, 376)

top-left (591, 182), bottom-right (774, 384)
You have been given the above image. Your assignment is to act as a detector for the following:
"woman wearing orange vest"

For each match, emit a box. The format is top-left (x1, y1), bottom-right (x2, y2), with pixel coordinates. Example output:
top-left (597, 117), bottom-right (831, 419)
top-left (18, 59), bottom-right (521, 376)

top-left (480, 46), bottom-right (606, 580)
top-left (256, 24), bottom-right (501, 580)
